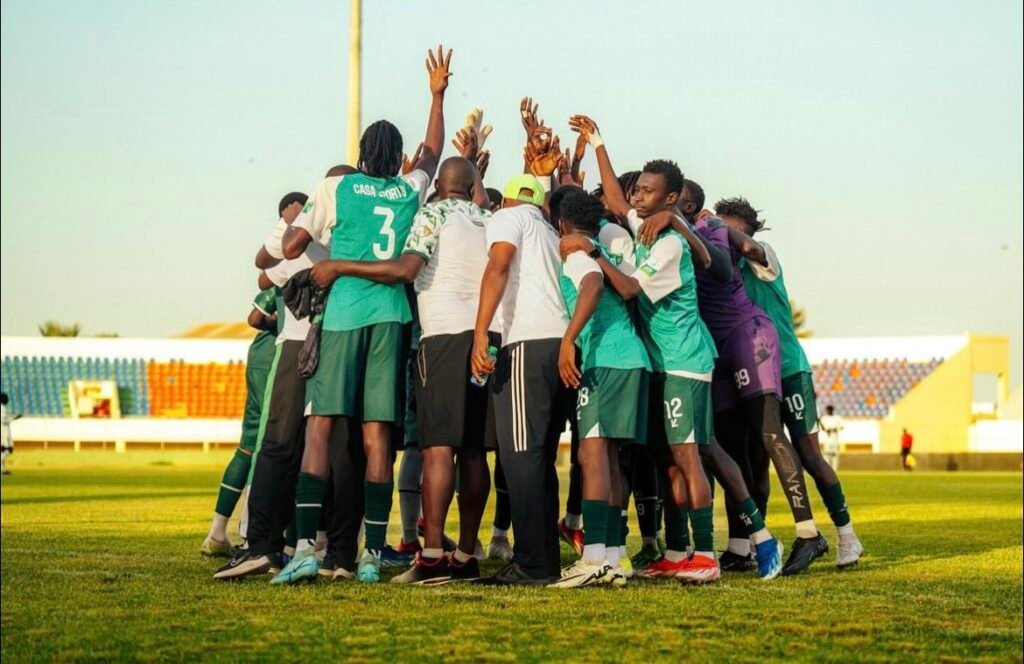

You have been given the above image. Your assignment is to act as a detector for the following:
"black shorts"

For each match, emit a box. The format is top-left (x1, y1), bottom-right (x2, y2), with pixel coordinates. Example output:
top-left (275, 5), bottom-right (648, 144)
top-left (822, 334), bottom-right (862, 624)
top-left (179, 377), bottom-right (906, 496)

top-left (415, 330), bottom-right (499, 449)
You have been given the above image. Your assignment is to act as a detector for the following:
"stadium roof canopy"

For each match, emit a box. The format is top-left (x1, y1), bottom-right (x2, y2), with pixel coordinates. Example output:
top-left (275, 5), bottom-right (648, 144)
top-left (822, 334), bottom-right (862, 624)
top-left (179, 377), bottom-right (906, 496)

top-left (176, 322), bottom-right (257, 339)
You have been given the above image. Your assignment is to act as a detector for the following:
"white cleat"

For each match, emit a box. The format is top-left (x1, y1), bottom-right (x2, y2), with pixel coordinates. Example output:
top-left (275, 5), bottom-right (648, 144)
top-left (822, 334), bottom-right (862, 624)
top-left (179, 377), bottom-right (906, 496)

top-left (487, 536), bottom-right (514, 561)
top-left (836, 531), bottom-right (864, 569)
top-left (550, 560), bottom-right (612, 588)
top-left (602, 565), bottom-right (627, 587)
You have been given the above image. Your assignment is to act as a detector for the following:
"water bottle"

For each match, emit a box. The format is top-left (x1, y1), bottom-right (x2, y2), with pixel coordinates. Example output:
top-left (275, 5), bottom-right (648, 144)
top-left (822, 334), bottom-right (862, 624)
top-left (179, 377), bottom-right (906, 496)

top-left (470, 346), bottom-right (498, 387)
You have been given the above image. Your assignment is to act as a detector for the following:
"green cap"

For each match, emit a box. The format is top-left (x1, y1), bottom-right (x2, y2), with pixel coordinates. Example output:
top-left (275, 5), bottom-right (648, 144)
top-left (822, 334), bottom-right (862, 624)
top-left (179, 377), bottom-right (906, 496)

top-left (502, 174), bottom-right (546, 207)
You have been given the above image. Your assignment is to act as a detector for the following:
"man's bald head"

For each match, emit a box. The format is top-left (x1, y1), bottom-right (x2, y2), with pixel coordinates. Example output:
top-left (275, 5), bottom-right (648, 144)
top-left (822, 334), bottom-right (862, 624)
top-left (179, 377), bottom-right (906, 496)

top-left (435, 156), bottom-right (476, 200)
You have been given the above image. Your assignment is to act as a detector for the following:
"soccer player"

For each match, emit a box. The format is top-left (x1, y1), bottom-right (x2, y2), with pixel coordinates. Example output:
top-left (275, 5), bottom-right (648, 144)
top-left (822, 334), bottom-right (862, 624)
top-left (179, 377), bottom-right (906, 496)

top-left (819, 405), bottom-right (844, 471)
top-left (563, 115), bottom-right (723, 583)
top-left (471, 173), bottom-right (572, 585)
top-left (271, 46), bottom-right (451, 584)
top-left (1, 392), bottom-right (17, 475)
top-left (308, 153), bottom-right (496, 585)
top-left (201, 284), bottom-right (280, 556)
top-left (549, 189), bottom-right (651, 588)
top-left (717, 197), bottom-right (863, 568)
top-left (673, 183), bottom-right (824, 576)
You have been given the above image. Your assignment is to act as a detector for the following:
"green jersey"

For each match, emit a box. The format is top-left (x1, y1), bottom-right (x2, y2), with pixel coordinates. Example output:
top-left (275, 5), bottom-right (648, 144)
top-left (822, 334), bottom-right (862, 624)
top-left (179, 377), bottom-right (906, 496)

top-left (248, 288), bottom-right (279, 371)
top-left (559, 239), bottom-right (650, 372)
top-left (292, 170), bottom-right (429, 332)
top-left (739, 241), bottom-right (811, 378)
top-left (632, 228), bottom-right (717, 376)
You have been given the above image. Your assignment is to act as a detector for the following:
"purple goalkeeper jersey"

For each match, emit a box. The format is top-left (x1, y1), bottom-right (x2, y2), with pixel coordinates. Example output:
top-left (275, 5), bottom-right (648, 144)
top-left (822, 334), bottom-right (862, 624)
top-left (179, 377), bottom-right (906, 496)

top-left (694, 215), bottom-right (769, 344)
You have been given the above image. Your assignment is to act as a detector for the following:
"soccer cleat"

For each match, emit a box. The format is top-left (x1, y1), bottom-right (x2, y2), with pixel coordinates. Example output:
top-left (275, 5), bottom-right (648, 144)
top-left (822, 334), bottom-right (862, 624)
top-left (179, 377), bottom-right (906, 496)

top-left (630, 543), bottom-right (662, 571)
top-left (269, 548), bottom-right (319, 585)
top-left (473, 561), bottom-right (551, 586)
top-left (487, 535), bottom-right (514, 561)
top-left (755, 538), bottom-right (784, 581)
top-left (605, 565), bottom-right (628, 587)
top-left (676, 554), bottom-right (721, 584)
top-left (266, 552), bottom-right (284, 575)
top-left (619, 556), bottom-right (634, 579)
top-left (782, 533), bottom-right (829, 576)
top-left (448, 555), bottom-right (481, 582)
top-left (549, 559), bottom-right (612, 588)
top-left (719, 549), bottom-right (757, 572)
top-left (201, 535), bottom-right (233, 558)
top-left (637, 556), bottom-right (690, 578)
top-left (557, 519), bottom-right (585, 557)
top-left (392, 553), bottom-right (452, 585)
top-left (381, 541), bottom-right (420, 567)
top-left (357, 551), bottom-right (382, 583)
top-left (836, 531), bottom-right (863, 569)
top-left (473, 539), bottom-right (485, 560)
top-left (213, 549), bottom-right (275, 580)
top-left (318, 552), bottom-right (339, 578)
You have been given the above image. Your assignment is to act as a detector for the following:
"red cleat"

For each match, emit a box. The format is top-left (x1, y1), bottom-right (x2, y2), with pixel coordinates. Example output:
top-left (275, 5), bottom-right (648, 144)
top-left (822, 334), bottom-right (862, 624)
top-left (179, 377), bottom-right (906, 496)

top-left (558, 519), bottom-right (585, 557)
top-left (637, 556), bottom-right (689, 578)
top-left (675, 554), bottom-right (721, 584)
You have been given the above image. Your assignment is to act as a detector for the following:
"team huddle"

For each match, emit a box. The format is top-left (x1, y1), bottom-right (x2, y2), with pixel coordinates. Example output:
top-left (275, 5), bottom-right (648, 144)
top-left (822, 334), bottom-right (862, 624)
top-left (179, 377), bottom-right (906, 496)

top-left (201, 45), bottom-right (864, 588)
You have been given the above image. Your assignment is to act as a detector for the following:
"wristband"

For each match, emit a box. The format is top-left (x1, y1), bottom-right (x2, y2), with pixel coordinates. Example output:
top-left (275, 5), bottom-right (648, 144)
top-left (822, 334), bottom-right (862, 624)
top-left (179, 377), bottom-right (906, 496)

top-left (588, 131), bottom-right (604, 149)
top-left (265, 217), bottom-right (288, 259)
top-left (535, 175), bottom-right (552, 192)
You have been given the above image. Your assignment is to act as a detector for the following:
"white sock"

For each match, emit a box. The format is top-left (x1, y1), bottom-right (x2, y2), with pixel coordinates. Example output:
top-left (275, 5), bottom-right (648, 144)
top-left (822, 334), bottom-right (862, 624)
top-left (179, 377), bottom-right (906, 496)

top-left (208, 514), bottom-right (229, 541)
top-left (315, 530), bottom-right (327, 549)
top-left (452, 548), bottom-right (472, 563)
top-left (728, 537), bottom-right (751, 556)
top-left (795, 520), bottom-right (818, 539)
top-left (491, 526), bottom-right (509, 539)
top-left (582, 543), bottom-right (605, 563)
top-left (606, 545), bottom-right (621, 567)
top-left (423, 547), bottom-right (444, 560)
top-left (750, 528), bottom-right (772, 545)
top-left (665, 549), bottom-right (687, 563)
top-left (837, 523), bottom-right (855, 537)
top-left (695, 550), bottom-right (716, 560)
top-left (295, 538), bottom-right (315, 555)
top-left (564, 513), bottom-right (582, 530)
top-left (237, 487), bottom-right (250, 539)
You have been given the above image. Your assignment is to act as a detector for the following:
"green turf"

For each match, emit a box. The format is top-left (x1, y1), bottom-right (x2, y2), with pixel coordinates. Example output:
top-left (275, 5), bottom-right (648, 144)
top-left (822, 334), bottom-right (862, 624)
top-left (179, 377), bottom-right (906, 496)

top-left (1, 451), bottom-right (1021, 663)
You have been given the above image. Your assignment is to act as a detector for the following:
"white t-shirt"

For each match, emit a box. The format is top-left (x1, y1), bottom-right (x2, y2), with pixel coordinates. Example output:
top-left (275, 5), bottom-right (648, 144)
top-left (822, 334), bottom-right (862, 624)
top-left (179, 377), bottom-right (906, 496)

top-left (485, 205), bottom-right (569, 345)
top-left (291, 170), bottom-right (430, 246)
top-left (264, 233), bottom-right (329, 343)
top-left (402, 198), bottom-right (495, 339)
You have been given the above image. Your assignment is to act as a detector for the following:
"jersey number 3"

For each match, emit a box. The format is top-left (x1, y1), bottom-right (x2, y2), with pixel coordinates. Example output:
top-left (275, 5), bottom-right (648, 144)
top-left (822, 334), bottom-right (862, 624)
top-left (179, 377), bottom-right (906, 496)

top-left (372, 206), bottom-right (396, 259)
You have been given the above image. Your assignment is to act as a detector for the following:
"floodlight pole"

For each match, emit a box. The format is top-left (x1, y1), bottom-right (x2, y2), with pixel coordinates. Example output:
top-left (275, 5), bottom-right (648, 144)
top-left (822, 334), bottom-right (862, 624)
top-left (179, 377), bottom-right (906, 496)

top-left (345, 0), bottom-right (362, 166)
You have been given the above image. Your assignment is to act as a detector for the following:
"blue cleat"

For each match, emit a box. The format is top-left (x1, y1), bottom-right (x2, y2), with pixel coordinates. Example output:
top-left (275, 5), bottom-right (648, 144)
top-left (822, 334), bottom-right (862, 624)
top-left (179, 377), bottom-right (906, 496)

top-left (755, 537), bottom-right (784, 581)
top-left (269, 549), bottom-right (319, 585)
top-left (357, 551), bottom-right (382, 583)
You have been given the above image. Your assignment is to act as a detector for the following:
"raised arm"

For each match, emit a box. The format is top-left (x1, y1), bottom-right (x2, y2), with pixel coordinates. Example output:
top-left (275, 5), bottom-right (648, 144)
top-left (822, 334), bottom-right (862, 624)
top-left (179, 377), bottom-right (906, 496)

top-left (569, 115), bottom-right (629, 219)
top-left (415, 45), bottom-right (453, 180)
top-left (558, 271), bottom-right (602, 388)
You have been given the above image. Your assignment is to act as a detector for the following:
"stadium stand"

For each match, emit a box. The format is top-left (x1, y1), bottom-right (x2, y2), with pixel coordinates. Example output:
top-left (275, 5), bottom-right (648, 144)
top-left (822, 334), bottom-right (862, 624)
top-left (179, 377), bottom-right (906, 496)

top-left (812, 357), bottom-right (944, 418)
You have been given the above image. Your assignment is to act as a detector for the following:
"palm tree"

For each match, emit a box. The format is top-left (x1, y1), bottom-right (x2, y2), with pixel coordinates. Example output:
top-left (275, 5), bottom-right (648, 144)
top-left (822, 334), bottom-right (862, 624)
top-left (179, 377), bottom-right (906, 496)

top-left (790, 300), bottom-right (812, 338)
top-left (37, 321), bottom-right (82, 337)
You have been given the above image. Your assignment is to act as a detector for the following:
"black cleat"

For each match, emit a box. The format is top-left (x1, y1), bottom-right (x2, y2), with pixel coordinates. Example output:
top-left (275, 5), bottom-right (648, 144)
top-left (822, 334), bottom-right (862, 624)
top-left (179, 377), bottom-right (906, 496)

top-left (319, 551), bottom-right (339, 578)
top-left (473, 561), bottom-right (550, 586)
top-left (782, 533), bottom-right (829, 576)
top-left (719, 550), bottom-right (757, 572)
top-left (391, 554), bottom-right (452, 585)
top-left (448, 556), bottom-right (481, 582)
top-left (214, 549), bottom-right (276, 580)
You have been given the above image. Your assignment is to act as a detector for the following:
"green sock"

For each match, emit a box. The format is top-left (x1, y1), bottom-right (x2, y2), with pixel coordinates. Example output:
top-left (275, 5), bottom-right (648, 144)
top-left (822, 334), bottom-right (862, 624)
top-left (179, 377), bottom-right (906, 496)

top-left (364, 480), bottom-right (394, 554)
top-left (605, 504), bottom-right (622, 550)
top-left (690, 505), bottom-right (715, 553)
top-left (663, 503), bottom-right (690, 551)
top-left (294, 472), bottom-right (327, 544)
top-left (214, 449), bottom-right (251, 517)
top-left (738, 497), bottom-right (767, 535)
top-left (819, 482), bottom-right (851, 527)
top-left (582, 499), bottom-right (608, 546)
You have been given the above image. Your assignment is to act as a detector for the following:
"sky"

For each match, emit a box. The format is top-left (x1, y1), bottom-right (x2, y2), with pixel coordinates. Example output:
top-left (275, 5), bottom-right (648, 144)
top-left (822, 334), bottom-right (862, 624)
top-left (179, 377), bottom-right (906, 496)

top-left (1, 0), bottom-right (1022, 385)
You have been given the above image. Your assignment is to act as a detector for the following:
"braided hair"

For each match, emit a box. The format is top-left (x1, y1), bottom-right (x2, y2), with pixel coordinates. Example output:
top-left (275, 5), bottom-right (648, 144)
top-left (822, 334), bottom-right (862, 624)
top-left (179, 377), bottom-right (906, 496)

top-left (358, 120), bottom-right (404, 178)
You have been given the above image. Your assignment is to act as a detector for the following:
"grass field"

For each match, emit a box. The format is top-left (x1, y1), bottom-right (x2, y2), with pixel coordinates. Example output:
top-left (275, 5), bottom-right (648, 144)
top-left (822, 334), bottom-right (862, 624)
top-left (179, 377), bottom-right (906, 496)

top-left (1, 451), bottom-right (1021, 663)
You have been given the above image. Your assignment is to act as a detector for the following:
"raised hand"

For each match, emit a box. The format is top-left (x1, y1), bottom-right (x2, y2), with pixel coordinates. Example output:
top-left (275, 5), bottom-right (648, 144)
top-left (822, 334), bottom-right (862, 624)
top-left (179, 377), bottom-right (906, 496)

top-left (452, 127), bottom-right (479, 160)
top-left (401, 142), bottom-right (425, 175)
top-left (525, 134), bottom-right (563, 177)
top-left (425, 44), bottom-right (453, 97)
top-left (520, 97), bottom-right (540, 136)
top-left (465, 108), bottom-right (493, 149)
top-left (568, 114), bottom-right (602, 146)
top-left (476, 150), bottom-right (491, 179)
top-left (529, 125), bottom-right (553, 156)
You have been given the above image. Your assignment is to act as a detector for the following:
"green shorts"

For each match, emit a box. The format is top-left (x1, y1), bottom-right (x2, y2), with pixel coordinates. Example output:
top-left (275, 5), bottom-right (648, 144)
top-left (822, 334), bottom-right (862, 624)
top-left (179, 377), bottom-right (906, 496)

top-left (648, 372), bottom-right (713, 448)
top-left (781, 371), bottom-right (820, 438)
top-left (576, 368), bottom-right (648, 443)
top-left (306, 322), bottom-right (405, 422)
